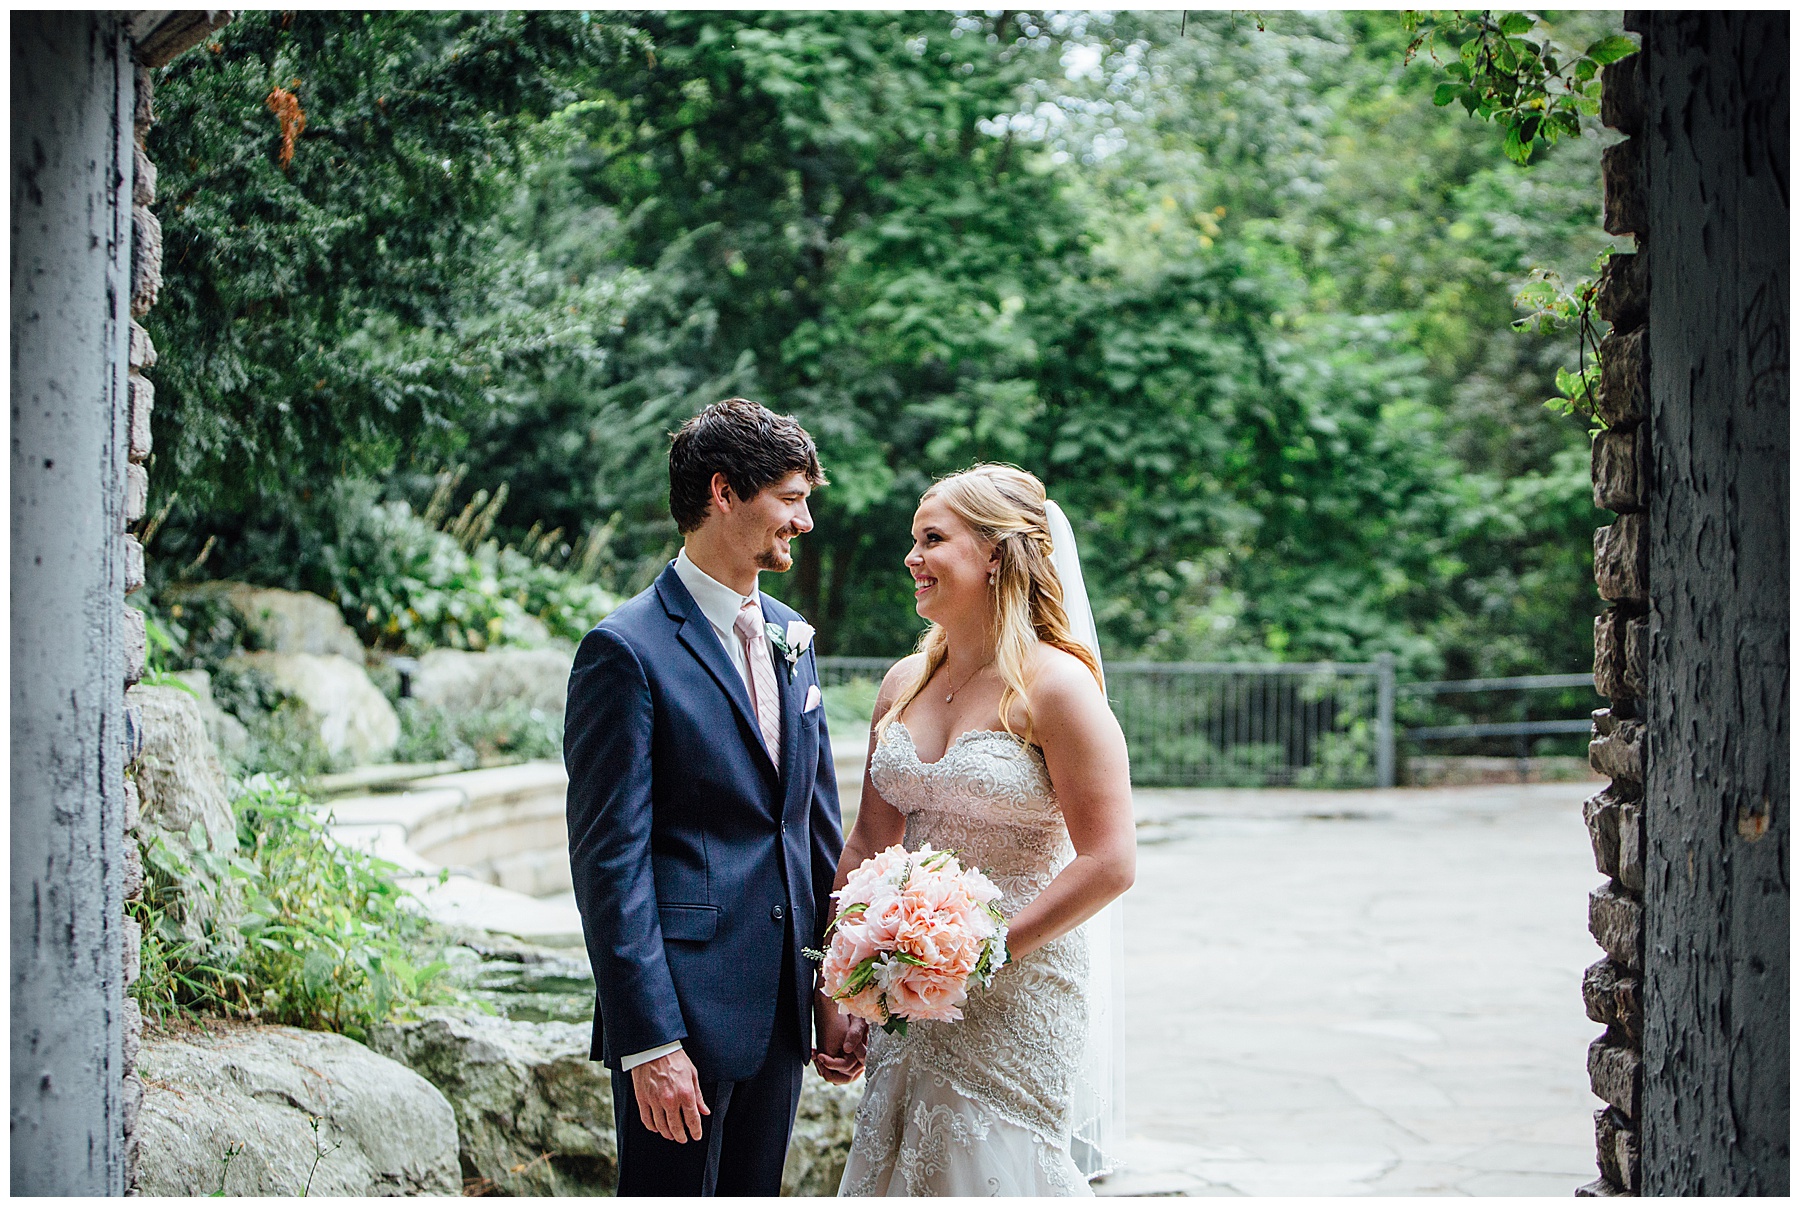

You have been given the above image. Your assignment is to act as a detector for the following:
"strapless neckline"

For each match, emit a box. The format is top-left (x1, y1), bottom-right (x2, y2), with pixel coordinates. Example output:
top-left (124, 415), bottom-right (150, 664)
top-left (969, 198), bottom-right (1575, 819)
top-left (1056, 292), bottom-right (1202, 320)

top-left (890, 719), bottom-right (1032, 767)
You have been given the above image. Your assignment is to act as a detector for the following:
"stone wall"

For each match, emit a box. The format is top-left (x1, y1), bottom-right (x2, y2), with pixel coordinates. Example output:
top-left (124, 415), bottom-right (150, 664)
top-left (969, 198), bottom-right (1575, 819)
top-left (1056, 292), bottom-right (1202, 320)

top-left (1580, 12), bottom-right (1790, 1196)
top-left (1576, 37), bottom-right (1651, 1198)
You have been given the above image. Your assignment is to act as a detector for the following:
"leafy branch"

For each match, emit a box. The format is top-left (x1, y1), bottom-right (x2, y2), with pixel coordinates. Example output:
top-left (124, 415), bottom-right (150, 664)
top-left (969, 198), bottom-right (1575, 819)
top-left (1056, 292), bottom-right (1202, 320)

top-left (1402, 11), bottom-right (1638, 164)
top-left (1513, 249), bottom-right (1615, 426)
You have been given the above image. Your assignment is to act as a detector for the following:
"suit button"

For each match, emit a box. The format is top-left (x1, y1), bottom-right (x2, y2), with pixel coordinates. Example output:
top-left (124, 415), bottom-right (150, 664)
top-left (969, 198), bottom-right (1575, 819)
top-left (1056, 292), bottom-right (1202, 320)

top-left (780, 820), bottom-right (788, 834)
top-left (771, 904), bottom-right (786, 921)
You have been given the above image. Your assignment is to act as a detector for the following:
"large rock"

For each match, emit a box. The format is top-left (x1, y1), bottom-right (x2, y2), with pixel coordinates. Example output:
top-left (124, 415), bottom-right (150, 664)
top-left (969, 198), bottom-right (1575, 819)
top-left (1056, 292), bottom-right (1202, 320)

top-left (129, 684), bottom-right (237, 851)
top-left (411, 647), bottom-right (576, 717)
top-left (134, 1024), bottom-right (460, 1196)
top-left (368, 1010), bottom-right (615, 1196)
top-left (178, 581), bottom-right (365, 661)
top-left (228, 652), bottom-right (400, 765)
top-left (170, 667), bottom-right (252, 762)
top-left (127, 684), bottom-right (245, 952)
top-left (370, 1007), bottom-right (863, 1197)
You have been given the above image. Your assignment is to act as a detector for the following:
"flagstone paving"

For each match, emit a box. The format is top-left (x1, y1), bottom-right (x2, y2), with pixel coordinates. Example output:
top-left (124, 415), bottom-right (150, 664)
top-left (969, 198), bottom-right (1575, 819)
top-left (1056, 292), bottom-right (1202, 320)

top-left (1092, 780), bottom-right (1606, 1197)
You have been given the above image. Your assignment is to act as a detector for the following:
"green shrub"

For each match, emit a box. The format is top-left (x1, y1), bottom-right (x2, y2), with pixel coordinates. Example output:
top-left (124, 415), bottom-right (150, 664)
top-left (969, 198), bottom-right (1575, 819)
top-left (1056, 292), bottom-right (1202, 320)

top-left (394, 698), bottom-right (564, 769)
top-left (319, 478), bottom-right (616, 654)
top-left (132, 775), bottom-right (475, 1042)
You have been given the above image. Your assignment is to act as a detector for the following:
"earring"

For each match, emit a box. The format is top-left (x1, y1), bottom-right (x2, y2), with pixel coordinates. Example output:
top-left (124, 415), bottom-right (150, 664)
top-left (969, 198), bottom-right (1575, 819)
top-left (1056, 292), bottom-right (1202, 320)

top-left (988, 569), bottom-right (998, 585)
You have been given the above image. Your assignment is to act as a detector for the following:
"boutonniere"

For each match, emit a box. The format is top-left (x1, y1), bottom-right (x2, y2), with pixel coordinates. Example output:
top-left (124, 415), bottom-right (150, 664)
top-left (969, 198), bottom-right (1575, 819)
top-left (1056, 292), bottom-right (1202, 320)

top-left (765, 618), bottom-right (816, 681)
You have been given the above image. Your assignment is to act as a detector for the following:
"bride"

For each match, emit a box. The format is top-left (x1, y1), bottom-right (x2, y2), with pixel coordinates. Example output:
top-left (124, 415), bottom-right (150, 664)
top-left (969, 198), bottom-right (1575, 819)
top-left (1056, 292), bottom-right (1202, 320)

top-left (817, 464), bottom-right (1136, 1196)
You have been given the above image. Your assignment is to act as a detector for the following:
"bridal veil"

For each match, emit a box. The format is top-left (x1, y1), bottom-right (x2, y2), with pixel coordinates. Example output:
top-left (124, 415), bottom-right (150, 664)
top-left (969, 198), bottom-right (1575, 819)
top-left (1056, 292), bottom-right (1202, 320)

top-left (1044, 499), bottom-right (1125, 1181)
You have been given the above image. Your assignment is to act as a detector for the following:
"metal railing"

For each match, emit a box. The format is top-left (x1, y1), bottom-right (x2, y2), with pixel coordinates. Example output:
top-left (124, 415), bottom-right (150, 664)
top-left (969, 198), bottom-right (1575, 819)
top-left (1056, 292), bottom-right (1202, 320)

top-left (818, 656), bottom-right (1600, 789)
top-left (1399, 672), bottom-right (1600, 747)
top-left (818, 654), bottom-right (1400, 788)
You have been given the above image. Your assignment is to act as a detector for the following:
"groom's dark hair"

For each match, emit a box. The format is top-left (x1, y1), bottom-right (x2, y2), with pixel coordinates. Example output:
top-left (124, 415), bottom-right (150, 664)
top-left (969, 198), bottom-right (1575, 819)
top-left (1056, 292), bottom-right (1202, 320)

top-left (668, 398), bottom-right (827, 533)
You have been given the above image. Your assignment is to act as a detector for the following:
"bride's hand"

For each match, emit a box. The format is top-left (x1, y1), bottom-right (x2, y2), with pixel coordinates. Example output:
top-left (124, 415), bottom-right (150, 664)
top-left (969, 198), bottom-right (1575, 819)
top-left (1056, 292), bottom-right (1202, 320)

top-left (813, 992), bottom-right (867, 1083)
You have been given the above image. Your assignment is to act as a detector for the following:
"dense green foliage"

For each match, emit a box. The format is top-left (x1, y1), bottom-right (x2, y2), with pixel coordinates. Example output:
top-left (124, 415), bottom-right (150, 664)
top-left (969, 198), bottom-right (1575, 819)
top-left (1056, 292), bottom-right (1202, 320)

top-left (1404, 10), bottom-right (1637, 164)
top-left (145, 10), bottom-right (1625, 692)
top-left (131, 775), bottom-right (471, 1041)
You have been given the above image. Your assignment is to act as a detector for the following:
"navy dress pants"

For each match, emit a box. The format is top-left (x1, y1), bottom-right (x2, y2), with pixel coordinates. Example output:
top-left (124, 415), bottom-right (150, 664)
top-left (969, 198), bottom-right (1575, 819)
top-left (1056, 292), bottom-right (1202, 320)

top-left (610, 953), bottom-right (806, 1196)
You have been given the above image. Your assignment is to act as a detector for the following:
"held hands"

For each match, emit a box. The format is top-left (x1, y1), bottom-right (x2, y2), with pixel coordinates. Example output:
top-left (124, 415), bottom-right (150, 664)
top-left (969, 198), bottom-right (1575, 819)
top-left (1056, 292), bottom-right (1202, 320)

top-left (630, 1048), bottom-right (710, 1143)
top-left (812, 990), bottom-right (868, 1084)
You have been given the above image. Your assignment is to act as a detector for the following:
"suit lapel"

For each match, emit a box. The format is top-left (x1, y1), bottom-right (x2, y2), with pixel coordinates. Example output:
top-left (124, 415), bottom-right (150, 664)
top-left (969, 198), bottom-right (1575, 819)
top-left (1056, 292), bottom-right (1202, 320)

top-left (656, 567), bottom-right (779, 786)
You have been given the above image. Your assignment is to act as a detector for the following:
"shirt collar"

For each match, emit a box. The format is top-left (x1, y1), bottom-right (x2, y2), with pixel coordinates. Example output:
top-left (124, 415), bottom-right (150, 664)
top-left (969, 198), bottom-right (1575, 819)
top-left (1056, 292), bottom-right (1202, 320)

top-left (674, 548), bottom-right (759, 637)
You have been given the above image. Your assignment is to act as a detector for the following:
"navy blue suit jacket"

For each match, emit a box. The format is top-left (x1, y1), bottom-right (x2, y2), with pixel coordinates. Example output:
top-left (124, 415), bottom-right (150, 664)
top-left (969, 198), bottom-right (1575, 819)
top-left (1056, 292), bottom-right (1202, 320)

top-left (564, 563), bottom-right (844, 1082)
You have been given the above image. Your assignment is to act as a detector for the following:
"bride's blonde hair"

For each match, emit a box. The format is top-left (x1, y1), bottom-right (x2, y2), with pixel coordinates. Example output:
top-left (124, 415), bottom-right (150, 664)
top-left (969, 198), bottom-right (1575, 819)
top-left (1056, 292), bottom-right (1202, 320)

top-left (877, 464), bottom-right (1103, 743)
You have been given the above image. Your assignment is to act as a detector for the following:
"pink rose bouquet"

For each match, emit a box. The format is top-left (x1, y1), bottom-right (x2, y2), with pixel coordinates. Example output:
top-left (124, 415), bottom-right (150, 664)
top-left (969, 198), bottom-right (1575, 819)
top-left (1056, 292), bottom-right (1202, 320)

top-left (808, 844), bottom-right (1008, 1035)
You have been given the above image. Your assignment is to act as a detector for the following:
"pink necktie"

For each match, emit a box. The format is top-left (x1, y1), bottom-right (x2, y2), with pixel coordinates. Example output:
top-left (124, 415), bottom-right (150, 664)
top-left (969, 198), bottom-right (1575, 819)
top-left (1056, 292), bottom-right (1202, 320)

top-left (733, 598), bottom-right (783, 768)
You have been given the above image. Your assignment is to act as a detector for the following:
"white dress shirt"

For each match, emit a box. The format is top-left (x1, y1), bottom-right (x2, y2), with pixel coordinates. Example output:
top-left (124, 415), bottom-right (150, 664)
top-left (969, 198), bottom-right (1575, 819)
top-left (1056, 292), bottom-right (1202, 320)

top-left (619, 550), bottom-right (764, 1072)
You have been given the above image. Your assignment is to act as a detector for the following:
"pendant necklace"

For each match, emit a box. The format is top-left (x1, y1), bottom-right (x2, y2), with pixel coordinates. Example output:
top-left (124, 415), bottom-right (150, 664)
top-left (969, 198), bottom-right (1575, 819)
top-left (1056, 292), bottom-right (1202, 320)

top-left (943, 659), bottom-right (993, 704)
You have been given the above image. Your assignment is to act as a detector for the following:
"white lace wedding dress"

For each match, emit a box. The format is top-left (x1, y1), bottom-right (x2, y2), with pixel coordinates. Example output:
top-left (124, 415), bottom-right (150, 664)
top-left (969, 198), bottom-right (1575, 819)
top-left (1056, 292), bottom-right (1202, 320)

top-left (838, 722), bottom-right (1093, 1197)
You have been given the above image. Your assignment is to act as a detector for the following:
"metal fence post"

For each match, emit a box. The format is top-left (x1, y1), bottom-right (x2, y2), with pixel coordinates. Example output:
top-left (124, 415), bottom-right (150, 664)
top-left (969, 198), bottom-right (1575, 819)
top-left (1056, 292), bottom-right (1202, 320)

top-left (1376, 653), bottom-right (1396, 788)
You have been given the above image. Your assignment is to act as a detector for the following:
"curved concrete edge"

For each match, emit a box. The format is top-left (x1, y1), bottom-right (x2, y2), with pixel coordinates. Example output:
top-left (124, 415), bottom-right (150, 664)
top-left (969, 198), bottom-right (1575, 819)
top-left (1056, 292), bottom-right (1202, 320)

top-left (318, 762), bottom-right (586, 949)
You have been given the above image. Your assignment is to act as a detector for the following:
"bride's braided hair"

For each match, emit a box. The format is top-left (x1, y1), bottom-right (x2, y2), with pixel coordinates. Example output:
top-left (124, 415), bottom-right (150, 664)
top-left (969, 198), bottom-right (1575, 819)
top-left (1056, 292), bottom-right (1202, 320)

top-left (878, 464), bottom-right (1103, 744)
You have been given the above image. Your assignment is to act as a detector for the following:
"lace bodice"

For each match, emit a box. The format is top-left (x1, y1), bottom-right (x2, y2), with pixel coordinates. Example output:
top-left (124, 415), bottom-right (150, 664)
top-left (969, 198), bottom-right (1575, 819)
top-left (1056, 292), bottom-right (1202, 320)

top-left (843, 722), bottom-right (1090, 1196)
top-left (869, 723), bottom-right (1073, 914)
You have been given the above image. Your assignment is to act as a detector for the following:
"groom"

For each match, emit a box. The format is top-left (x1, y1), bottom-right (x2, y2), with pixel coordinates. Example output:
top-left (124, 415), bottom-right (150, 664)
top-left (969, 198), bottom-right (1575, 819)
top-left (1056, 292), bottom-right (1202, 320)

top-left (565, 398), bottom-right (854, 1196)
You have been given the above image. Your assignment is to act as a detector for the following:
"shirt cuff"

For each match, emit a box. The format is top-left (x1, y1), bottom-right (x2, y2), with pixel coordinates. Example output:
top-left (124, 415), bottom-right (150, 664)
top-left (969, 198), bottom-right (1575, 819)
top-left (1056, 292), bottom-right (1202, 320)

top-left (620, 1040), bottom-right (684, 1071)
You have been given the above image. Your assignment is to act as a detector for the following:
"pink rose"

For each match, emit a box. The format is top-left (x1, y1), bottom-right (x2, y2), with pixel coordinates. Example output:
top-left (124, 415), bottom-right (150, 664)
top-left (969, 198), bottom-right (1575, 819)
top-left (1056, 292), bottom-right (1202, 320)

top-left (834, 982), bottom-right (887, 1024)
top-left (885, 965), bottom-right (968, 1022)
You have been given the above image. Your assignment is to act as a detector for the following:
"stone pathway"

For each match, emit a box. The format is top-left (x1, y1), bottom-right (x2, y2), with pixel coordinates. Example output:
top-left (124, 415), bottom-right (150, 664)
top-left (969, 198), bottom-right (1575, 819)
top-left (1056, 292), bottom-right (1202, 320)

top-left (1092, 780), bottom-right (1605, 1197)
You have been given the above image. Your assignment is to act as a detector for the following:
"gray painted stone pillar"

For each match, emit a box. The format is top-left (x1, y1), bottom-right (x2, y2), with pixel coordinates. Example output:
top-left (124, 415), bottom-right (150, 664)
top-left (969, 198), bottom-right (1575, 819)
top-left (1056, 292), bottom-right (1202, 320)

top-left (1636, 11), bottom-right (1789, 1195)
top-left (10, 10), bottom-right (136, 1195)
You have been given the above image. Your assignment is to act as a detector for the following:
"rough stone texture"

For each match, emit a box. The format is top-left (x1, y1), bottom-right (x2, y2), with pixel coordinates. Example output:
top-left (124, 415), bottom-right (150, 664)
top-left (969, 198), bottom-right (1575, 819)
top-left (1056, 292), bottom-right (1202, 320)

top-left (1602, 140), bottom-right (1647, 237)
top-left (783, 1071), bottom-right (861, 1196)
top-left (178, 581), bottom-right (365, 660)
top-left (1617, 799), bottom-right (1645, 893)
top-left (125, 461), bottom-right (149, 520)
top-left (126, 685), bottom-right (246, 954)
top-left (123, 533), bottom-right (145, 595)
top-left (128, 319), bottom-right (156, 369)
top-left (227, 652), bottom-right (401, 765)
top-left (11, 16), bottom-right (137, 1190)
top-left (127, 685), bottom-right (238, 855)
top-left (169, 668), bottom-right (253, 762)
top-left (1583, 789), bottom-right (1622, 880)
top-left (127, 373), bottom-right (154, 459)
top-left (124, 600), bottom-right (147, 685)
top-left (1590, 883), bottom-right (1644, 971)
top-left (1600, 54), bottom-right (1646, 137)
top-left (1591, 426), bottom-right (1645, 514)
top-left (1595, 327), bottom-right (1647, 428)
top-left (1588, 1034), bottom-right (1642, 1120)
top-left (1592, 514), bottom-right (1648, 606)
top-left (1588, 714), bottom-right (1644, 789)
top-left (368, 1009), bottom-right (616, 1196)
top-left (1593, 610), bottom-right (1626, 702)
top-left (129, 202), bottom-right (161, 318)
top-left (134, 1024), bottom-right (460, 1196)
top-left (1596, 251), bottom-right (1648, 332)
top-left (1622, 617), bottom-right (1648, 700)
top-left (1635, 11), bottom-right (1790, 1195)
top-left (1583, 958), bottom-right (1643, 1044)
top-left (1577, 1174), bottom-right (1626, 1197)
top-left (1595, 1107), bottom-right (1639, 1189)
top-left (411, 645), bottom-right (577, 717)
top-left (128, 9), bottom-right (234, 69)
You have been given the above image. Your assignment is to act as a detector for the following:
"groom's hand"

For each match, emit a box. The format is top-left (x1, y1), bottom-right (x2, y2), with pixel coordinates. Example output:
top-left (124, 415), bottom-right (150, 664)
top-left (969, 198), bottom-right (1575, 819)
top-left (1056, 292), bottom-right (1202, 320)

top-left (812, 992), bottom-right (866, 1084)
top-left (630, 1049), bottom-right (709, 1143)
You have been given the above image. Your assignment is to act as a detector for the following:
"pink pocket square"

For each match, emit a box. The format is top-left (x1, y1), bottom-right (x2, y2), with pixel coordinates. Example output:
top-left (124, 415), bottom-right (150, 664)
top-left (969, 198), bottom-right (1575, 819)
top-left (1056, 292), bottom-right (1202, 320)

top-left (804, 684), bottom-right (823, 712)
